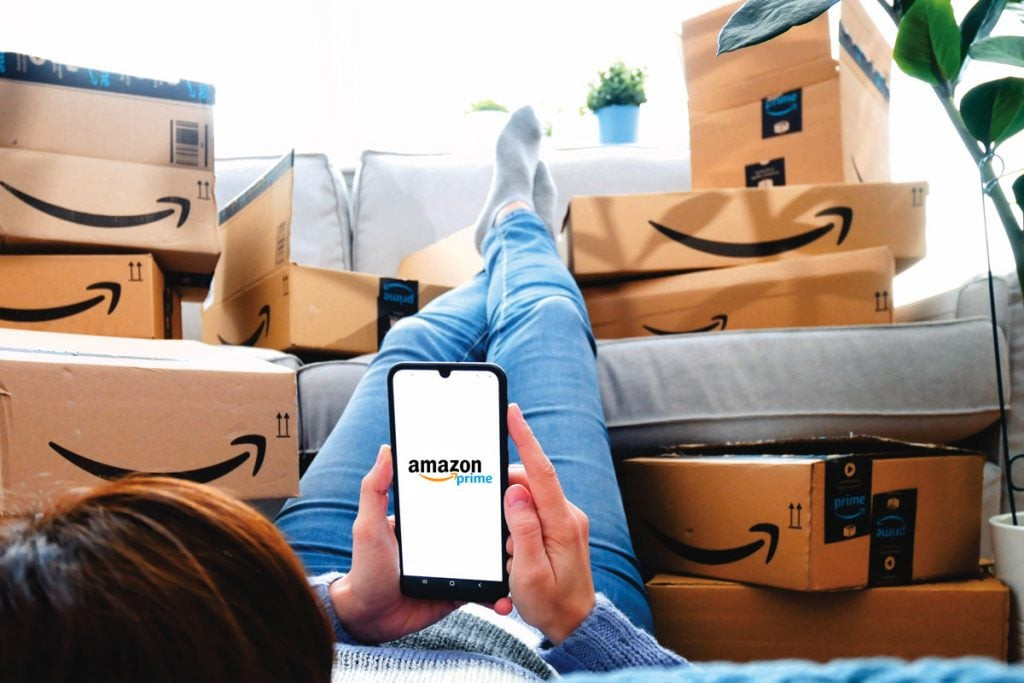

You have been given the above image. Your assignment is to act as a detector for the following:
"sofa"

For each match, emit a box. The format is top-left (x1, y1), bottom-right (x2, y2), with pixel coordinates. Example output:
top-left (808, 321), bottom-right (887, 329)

top-left (199, 147), bottom-right (1011, 558)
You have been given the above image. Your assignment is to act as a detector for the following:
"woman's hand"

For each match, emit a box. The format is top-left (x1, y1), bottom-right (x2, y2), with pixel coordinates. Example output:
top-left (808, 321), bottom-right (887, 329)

top-left (328, 445), bottom-right (459, 644)
top-left (494, 403), bottom-right (596, 645)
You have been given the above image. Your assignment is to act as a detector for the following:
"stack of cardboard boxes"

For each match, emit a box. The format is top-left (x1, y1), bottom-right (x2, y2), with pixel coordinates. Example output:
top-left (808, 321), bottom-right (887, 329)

top-left (202, 152), bottom-right (450, 357)
top-left (575, 0), bottom-right (904, 340)
top-left (585, 1), bottom-right (1007, 661)
top-left (0, 53), bottom-right (299, 512)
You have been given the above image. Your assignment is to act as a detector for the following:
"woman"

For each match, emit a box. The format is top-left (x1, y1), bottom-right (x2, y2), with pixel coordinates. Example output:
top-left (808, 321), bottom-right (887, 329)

top-left (0, 107), bottom-right (685, 681)
top-left (274, 106), bottom-right (685, 676)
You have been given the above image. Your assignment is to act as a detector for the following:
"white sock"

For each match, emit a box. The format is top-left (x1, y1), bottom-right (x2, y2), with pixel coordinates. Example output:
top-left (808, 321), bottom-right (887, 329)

top-left (474, 106), bottom-right (542, 252)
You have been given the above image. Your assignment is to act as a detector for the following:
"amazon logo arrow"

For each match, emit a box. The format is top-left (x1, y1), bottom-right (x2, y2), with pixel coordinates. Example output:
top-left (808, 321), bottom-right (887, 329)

top-left (0, 282), bottom-right (121, 322)
top-left (1, 181), bottom-right (190, 228)
top-left (643, 314), bottom-right (728, 335)
top-left (217, 305), bottom-right (270, 346)
top-left (643, 518), bottom-right (779, 565)
top-left (48, 434), bottom-right (267, 484)
top-left (649, 206), bottom-right (853, 258)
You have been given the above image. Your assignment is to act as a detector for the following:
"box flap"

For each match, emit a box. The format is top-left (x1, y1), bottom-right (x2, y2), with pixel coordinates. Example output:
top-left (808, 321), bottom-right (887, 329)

top-left (213, 151), bottom-right (295, 302)
top-left (0, 327), bottom-right (292, 374)
top-left (659, 435), bottom-right (976, 459)
top-left (0, 52), bottom-right (215, 105)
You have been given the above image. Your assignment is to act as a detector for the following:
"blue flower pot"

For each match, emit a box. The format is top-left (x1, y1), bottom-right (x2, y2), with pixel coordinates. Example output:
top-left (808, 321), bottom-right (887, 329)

top-left (596, 104), bottom-right (639, 144)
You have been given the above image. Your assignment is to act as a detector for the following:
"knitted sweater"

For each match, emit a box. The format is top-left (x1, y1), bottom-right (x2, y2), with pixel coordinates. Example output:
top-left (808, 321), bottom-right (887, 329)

top-left (309, 573), bottom-right (687, 681)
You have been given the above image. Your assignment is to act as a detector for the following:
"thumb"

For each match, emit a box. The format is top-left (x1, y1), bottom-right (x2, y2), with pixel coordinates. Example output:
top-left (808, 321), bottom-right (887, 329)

top-left (504, 484), bottom-right (548, 572)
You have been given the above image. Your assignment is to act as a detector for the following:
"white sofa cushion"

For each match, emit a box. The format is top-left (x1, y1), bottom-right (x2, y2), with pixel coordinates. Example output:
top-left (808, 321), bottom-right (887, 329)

top-left (350, 146), bottom-right (692, 276)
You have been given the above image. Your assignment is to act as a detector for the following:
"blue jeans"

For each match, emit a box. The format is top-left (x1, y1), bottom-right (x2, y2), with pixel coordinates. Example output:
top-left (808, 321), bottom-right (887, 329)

top-left (275, 209), bottom-right (653, 631)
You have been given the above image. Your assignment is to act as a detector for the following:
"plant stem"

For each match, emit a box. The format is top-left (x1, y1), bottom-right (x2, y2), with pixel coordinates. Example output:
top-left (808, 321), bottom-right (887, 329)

top-left (935, 88), bottom-right (1024, 290)
top-left (876, 0), bottom-right (901, 24)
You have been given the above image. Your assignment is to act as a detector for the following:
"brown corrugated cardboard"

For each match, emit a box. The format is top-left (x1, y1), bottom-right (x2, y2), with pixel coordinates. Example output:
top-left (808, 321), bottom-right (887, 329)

top-left (648, 573), bottom-right (1009, 662)
top-left (397, 225), bottom-right (481, 288)
top-left (0, 253), bottom-right (181, 339)
top-left (0, 147), bottom-right (219, 281)
top-left (208, 152), bottom-right (450, 356)
top-left (0, 53), bottom-right (218, 287)
top-left (583, 246), bottom-right (894, 338)
top-left (688, 70), bottom-right (889, 188)
top-left (621, 436), bottom-right (983, 591)
top-left (0, 328), bottom-right (299, 513)
top-left (0, 52), bottom-right (215, 170)
top-left (566, 182), bottom-right (926, 279)
top-left (682, 1), bottom-right (834, 113)
top-left (683, 0), bottom-right (891, 188)
top-left (213, 152), bottom-right (296, 302)
top-left (682, 0), bottom-right (890, 114)
top-left (203, 264), bottom-right (448, 356)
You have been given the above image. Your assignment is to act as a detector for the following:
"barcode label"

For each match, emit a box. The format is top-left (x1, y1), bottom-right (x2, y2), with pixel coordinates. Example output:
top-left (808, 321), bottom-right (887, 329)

top-left (170, 120), bottom-right (200, 167)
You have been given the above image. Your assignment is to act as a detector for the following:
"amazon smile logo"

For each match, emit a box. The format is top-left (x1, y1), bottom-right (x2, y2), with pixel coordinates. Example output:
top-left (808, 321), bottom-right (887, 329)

top-left (408, 457), bottom-right (493, 486)
top-left (643, 314), bottom-right (728, 336)
top-left (0, 282), bottom-right (120, 322)
top-left (0, 181), bottom-right (190, 228)
top-left (49, 434), bottom-right (267, 484)
top-left (217, 305), bottom-right (270, 346)
top-left (643, 519), bottom-right (779, 565)
top-left (649, 206), bottom-right (852, 258)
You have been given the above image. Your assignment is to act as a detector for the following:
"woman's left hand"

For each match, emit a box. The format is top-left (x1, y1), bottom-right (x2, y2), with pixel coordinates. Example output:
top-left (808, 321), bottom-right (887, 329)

top-left (328, 445), bottom-right (459, 644)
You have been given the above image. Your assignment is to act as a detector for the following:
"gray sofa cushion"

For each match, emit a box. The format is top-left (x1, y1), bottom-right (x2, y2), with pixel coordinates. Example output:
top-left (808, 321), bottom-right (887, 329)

top-left (598, 318), bottom-right (1005, 456)
top-left (295, 318), bottom-right (1005, 463)
top-left (350, 146), bottom-right (692, 276)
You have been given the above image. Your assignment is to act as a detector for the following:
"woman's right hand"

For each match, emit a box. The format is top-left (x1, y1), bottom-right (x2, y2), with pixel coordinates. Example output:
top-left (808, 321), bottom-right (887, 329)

top-left (495, 404), bottom-right (596, 645)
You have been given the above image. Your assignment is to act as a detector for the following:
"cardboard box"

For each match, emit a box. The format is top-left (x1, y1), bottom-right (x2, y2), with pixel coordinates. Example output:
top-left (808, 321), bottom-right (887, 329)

top-left (0, 253), bottom-right (181, 339)
top-left (0, 53), bottom-right (219, 285)
top-left (0, 328), bottom-right (299, 512)
top-left (207, 152), bottom-right (450, 356)
top-left (682, 0), bottom-right (891, 188)
top-left (620, 436), bottom-right (983, 591)
top-left (203, 264), bottom-right (448, 356)
top-left (583, 246), bottom-right (894, 338)
top-left (397, 224), bottom-right (481, 288)
top-left (0, 52), bottom-right (215, 169)
top-left (566, 181), bottom-right (926, 279)
top-left (648, 573), bottom-right (1009, 662)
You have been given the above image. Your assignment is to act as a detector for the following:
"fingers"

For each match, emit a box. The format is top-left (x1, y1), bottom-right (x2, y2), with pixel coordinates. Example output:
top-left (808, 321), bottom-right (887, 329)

top-left (353, 445), bottom-right (393, 538)
top-left (504, 483), bottom-right (551, 583)
top-left (507, 404), bottom-right (574, 529)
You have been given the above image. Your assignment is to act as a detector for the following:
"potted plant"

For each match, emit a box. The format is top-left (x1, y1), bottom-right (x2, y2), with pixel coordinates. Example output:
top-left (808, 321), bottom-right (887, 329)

top-left (719, 0), bottom-right (1024, 648)
top-left (586, 60), bottom-right (648, 144)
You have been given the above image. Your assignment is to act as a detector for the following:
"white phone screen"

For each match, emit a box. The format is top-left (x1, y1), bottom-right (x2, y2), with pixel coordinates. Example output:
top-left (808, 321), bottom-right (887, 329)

top-left (391, 367), bottom-right (504, 582)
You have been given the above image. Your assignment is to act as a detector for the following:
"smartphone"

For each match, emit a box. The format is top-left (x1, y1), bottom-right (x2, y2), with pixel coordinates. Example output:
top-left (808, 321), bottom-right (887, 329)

top-left (387, 361), bottom-right (509, 602)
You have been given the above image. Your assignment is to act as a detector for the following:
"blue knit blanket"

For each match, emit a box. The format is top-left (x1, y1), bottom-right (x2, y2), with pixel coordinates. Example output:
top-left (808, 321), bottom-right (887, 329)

top-left (564, 657), bottom-right (1024, 682)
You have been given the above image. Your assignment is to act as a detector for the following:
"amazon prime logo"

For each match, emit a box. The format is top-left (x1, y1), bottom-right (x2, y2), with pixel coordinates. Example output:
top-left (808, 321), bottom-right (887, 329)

top-left (380, 281), bottom-right (416, 306)
top-left (762, 89), bottom-right (802, 138)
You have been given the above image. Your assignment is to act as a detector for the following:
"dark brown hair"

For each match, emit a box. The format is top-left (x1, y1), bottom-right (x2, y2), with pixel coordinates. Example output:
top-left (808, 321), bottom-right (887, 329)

top-left (0, 476), bottom-right (334, 683)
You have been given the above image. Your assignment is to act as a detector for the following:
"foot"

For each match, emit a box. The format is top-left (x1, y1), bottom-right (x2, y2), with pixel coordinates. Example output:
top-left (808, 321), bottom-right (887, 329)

top-left (474, 106), bottom-right (543, 252)
top-left (533, 161), bottom-right (558, 239)
top-left (494, 199), bottom-right (532, 226)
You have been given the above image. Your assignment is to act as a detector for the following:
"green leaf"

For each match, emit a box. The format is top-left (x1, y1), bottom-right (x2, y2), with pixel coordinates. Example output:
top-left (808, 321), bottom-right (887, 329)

top-left (894, 0), bottom-right (962, 86)
top-left (1014, 173), bottom-right (1024, 212)
top-left (960, 77), bottom-right (1024, 150)
top-left (971, 36), bottom-right (1024, 66)
top-left (960, 0), bottom-right (1006, 59)
top-left (717, 0), bottom-right (838, 55)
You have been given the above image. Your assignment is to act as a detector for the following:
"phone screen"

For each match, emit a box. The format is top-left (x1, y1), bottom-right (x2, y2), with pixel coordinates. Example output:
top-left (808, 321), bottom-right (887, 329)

top-left (388, 362), bottom-right (508, 601)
